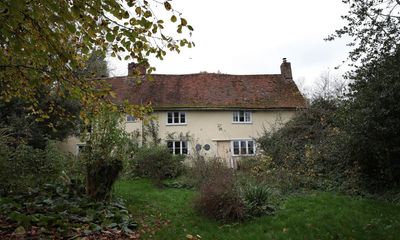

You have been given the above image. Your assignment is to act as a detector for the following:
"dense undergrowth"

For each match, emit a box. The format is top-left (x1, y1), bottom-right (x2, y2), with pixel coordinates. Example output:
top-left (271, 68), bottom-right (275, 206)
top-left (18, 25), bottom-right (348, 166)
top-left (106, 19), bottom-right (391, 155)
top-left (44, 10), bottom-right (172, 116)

top-left (0, 183), bottom-right (137, 239)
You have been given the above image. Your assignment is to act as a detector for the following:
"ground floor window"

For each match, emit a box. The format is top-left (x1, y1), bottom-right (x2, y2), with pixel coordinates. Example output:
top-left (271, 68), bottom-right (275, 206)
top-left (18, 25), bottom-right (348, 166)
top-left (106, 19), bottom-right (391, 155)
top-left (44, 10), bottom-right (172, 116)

top-left (232, 140), bottom-right (255, 156)
top-left (167, 140), bottom-right (188, 155)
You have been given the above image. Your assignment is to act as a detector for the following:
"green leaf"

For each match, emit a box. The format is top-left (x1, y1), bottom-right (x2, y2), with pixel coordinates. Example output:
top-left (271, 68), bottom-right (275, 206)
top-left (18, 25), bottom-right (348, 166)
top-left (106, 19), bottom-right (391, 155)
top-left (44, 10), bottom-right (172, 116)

top-left (164, 1), bottom-right (172, 11)
top-left (106, 32), bottom-right (115, 42)
top-left (171, 15), bottom-right (177, 23)
top-left (135, 7), bottom-right (142, 15)
top-left (180, 18), bottom-right (187, 26)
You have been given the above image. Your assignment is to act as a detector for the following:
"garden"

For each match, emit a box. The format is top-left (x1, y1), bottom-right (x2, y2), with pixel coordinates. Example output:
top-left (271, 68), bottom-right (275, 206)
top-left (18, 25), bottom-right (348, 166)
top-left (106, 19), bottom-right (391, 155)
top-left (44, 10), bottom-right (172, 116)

top-left (2, 0), bottom-right (400, 239)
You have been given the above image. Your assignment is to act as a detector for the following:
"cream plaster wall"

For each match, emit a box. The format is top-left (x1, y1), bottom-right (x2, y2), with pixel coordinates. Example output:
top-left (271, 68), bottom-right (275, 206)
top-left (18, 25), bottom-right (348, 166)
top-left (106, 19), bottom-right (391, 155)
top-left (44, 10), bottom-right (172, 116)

top-left (59, 110), bottom-right (295, 162)
top-left (152, 110), bottom-right (295, 159)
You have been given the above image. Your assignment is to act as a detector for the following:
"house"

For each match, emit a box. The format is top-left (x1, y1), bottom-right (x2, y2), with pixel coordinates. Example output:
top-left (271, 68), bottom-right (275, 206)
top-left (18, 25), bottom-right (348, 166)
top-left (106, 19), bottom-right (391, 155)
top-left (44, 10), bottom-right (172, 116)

top-left (60, 58), bottom-right (306, 167)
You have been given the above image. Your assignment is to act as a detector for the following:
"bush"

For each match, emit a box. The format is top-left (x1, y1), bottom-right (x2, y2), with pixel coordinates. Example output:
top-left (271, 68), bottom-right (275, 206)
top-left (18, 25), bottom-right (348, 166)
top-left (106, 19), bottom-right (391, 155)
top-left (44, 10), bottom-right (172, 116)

top-left (193, 161), bottom-right (245, 222)
top-left (192, 158), bottom-right (280, 222)
top-left (344, 50), bottom-right (400, 190)
top-left (237, 156), bottom-right (271, 177)
top-left (133, 145), bottom-right (184, 186)
top-left (0, 141), bottom-right (68, 195)
top-left (256, 99), bottom-right (359, 192)
top-left (81, 106), bottom-right (138, 200)
top-left (240, 183), bottom-right (277, 217)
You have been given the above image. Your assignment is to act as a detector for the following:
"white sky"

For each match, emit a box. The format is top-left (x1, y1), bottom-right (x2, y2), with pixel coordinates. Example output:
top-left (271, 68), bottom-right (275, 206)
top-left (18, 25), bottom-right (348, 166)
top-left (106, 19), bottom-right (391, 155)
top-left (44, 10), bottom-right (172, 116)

top-left (108, 0), bottom-right (352, 91)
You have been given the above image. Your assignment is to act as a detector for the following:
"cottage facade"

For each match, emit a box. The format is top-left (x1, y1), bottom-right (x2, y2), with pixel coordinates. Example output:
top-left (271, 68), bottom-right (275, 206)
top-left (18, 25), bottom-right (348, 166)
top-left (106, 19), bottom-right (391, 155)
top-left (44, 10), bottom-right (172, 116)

top-left (60, 59), bottom-right (306, 166)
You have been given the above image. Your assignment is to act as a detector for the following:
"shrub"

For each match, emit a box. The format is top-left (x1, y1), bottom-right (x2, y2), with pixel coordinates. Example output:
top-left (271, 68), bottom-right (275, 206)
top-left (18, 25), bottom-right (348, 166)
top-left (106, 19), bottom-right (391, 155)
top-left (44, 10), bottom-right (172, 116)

top-left (256, 99), bottom-right (359, 192)
top-left (240, 183), bottom-right (277, 217)
top-left (133, 145), bottom-right (184, 186)
top-left (81, 106), bottom-right (138, 200)
top-left (344, 50), bottom-right (400, 190)
top-left (237, 156), bottom-right (272, 177)
top-left (194, 162), bottom-right (246, 222)
top-left (0, 141), bottom-right (67, 195)
top-left (192, 158), bottom-right (281, 221)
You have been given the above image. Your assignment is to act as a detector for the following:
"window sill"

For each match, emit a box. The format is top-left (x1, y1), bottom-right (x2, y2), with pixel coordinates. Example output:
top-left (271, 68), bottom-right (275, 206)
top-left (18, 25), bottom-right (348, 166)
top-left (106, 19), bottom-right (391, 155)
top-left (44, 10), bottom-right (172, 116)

top-left (232, 154), bottom-right (256, 157)
top-left (232, 122), bottom-right (253, 124)
top-left (166, 123), bottom-right (188, 126)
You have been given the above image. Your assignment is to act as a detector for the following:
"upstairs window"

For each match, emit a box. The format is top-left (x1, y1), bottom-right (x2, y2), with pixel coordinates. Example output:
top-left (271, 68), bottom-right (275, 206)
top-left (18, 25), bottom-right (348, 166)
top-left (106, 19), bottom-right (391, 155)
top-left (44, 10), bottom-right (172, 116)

top-left (167, 112), bottom-right (186, 125)
top-left (232, 140), bottom-right (255, 156)
top-left (126, 115), bottom-right (135, 122)
top-left (167, 140), bottom-right (188, 155)
top-left (233, 111), bottom-right (252, 123)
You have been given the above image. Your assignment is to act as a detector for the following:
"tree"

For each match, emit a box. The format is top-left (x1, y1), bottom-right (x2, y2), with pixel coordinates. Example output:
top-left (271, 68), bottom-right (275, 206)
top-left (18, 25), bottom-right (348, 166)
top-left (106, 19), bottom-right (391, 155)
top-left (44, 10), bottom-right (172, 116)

top-left (327, 0), bottom-right (399, 64)
top-left (81, 105), bottom-right (138, 200)
top-left (76, 50), bottom-right (109, 78)
top-left (344, 50), bottom-right (400, 189)
top-left (0, 91), bottom-right (80, 149)
top-left (329, 0), bottom-right (400, 189)
top-left (0, 0), bottom-right (194, 123)
top-left (313, 70), bottom-right (348, 101)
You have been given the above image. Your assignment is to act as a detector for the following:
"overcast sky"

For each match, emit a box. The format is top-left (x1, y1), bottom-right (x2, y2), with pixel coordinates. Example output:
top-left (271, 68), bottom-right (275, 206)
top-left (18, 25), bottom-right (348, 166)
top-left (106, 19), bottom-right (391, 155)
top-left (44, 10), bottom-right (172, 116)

top-left (108, 0), bottom-right (352, 91)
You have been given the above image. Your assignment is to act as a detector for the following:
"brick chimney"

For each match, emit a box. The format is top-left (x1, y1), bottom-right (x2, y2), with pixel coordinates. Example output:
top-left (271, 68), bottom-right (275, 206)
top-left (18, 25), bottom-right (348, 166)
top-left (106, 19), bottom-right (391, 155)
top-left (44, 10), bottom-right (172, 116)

top-left (128, 62), bottom-right (148, 76)
top-left (280, 58), bottom-right (292, 81)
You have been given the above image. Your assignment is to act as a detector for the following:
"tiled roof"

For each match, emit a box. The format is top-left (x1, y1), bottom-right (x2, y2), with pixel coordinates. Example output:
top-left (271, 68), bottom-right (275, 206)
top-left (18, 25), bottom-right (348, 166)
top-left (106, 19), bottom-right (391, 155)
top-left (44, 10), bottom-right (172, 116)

top-left (106, 72), bottom-right (306, 110)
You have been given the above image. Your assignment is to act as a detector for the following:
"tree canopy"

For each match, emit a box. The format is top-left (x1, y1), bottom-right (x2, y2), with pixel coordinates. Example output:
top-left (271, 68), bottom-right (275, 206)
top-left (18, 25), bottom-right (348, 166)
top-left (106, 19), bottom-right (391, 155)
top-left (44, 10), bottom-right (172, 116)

top-left (327, 0), bottom-right (400, 64)
top-left (328, 0), bottom-right (400, 189)
top-left (0, 0), bottom-right (194, 123)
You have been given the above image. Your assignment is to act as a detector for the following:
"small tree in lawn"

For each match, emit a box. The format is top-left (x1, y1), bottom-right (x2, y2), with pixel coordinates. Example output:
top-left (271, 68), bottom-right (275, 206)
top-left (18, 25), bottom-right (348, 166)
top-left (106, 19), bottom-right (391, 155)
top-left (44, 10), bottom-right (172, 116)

top-left (81, 105), bottom-right (137, 200)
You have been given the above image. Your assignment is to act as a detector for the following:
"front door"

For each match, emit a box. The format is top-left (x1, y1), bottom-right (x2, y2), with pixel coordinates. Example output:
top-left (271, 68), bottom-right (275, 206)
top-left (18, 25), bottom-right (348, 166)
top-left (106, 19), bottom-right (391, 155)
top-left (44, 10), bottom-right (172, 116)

top-left (216, 141), bottom-right (233, 167)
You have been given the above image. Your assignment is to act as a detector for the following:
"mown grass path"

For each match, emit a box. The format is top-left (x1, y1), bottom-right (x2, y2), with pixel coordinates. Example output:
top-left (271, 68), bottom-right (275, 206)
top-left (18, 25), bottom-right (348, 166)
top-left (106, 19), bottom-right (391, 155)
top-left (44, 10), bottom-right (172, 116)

top-left (114, 180), bottom-right (400, 239)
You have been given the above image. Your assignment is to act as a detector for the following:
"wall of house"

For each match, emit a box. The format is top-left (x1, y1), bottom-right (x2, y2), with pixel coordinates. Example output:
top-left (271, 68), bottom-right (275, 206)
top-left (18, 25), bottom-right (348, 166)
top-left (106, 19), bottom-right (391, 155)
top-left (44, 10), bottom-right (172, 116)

top-left (58, 110), bottom-right (296, 164)
top-left (148, 110), bottom-right (295, 159)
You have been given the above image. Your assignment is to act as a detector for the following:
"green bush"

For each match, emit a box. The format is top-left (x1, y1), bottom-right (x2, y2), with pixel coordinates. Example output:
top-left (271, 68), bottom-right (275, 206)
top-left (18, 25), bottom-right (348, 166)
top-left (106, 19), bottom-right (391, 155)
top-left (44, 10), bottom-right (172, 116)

top-left (344, 50), bottom-right (400, 190)
top-left (256, 99), bottom-right (359, 193)
top-left (0, 141), bottom-right (67, 195)
top-left (240, 183), bottom-right (277, 217)
top-left (133, 145), bottom-right (184, 186)
top-left (81, 107), bottom-right (139, 200)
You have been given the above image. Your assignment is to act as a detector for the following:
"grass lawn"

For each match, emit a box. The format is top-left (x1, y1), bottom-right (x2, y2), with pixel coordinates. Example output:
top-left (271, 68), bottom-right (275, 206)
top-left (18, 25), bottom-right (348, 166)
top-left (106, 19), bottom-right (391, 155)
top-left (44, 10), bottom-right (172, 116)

top-left (114, 180), bottom-right (400, 239)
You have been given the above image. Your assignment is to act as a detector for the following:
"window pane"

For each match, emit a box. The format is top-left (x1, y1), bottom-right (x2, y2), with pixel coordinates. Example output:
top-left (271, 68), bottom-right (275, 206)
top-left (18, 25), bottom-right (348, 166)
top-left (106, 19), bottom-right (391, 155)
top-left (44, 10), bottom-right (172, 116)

top-left (174, 112), bottom-right (179, 123)
top-left (233, 112), bottom-right (238, 122)
top-left (174, 141), bottom-right (181, 154)
top-left (182, 141), bottom-right (188, 154)
top-left (240, 140), bottom-right (247, 154)
top-left (180, 112), bottom-right (186, 123)
top-left (248, 141), bottom-right (254, 154)
top-left (245, 112), bottom-right (251, 122)
top-left (167, 112), bottom-right (172, 123)
top-left (233, 141), bottom-right (239, 155)
top-left (239, 111), bottom-right (245, 122)
top-left (127, 115), bottom-right (135, 122)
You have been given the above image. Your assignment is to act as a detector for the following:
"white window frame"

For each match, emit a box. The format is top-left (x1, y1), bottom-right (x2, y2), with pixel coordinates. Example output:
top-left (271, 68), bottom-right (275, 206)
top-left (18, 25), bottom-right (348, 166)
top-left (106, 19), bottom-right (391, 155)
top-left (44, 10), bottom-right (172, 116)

top-left (166, 111), bottom-right (187, 125)
top-left (231, 139), bottom-right (256, 156)
top-left (126, 115), bottom-right (136, 122)
top-left (232, 111), bottom-right (252, 124)
top-left (166, 140), bottom-right (189, 155)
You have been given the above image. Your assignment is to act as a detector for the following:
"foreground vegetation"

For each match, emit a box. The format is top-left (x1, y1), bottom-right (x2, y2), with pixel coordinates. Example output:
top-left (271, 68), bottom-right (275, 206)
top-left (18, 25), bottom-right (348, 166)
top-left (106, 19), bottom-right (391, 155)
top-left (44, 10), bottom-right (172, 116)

top-left (115, 179), bottom-right (400, 240)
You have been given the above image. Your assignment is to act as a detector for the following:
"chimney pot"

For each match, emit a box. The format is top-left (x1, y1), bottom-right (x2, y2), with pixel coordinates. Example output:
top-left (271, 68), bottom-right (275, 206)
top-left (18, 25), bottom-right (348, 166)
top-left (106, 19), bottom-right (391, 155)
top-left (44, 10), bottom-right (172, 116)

top-left (280, 58), bottom-right (292, 81)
